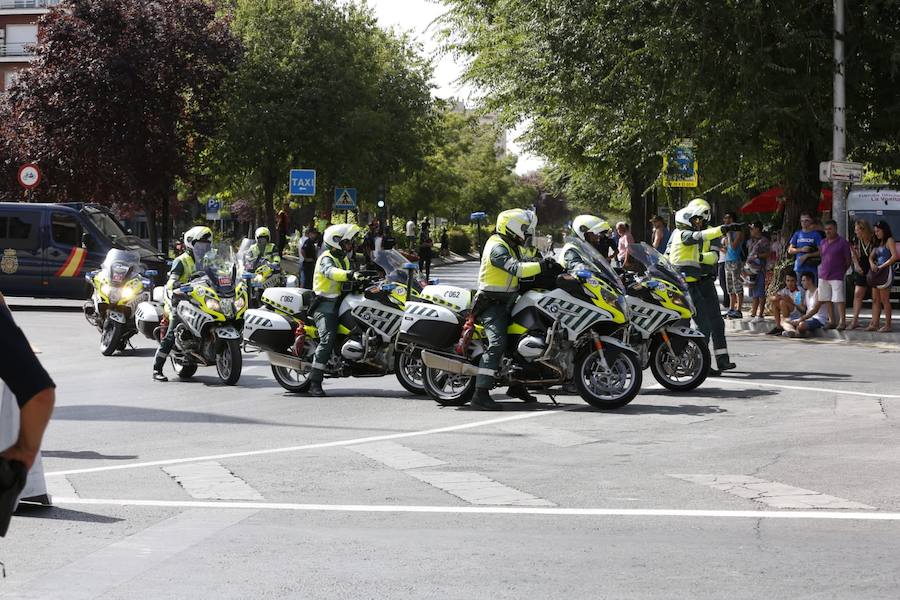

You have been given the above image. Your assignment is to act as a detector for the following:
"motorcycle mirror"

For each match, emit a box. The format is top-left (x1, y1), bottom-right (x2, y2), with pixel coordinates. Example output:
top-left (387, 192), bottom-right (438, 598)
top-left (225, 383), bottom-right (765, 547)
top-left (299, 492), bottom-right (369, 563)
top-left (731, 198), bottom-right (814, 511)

top-left (179, 285), bottom-right (194, 294)
top-left (241, 272), bottom-right (254, 280)
top-left (142, 278), bottom-right (152, 288)
top-left (144, 269), bottom-right (158, 278)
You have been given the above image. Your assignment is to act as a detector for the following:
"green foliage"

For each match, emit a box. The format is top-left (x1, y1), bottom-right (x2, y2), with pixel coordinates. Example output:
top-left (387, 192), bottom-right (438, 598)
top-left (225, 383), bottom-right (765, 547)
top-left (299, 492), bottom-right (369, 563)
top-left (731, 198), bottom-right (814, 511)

top-left (446, 228), bottom-right (473, 255)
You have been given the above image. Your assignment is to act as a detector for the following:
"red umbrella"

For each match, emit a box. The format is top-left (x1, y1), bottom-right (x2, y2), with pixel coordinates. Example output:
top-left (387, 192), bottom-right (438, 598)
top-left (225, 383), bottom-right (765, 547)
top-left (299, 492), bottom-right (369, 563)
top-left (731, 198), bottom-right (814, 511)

top-left (740, 187), bottom-right (832, 214)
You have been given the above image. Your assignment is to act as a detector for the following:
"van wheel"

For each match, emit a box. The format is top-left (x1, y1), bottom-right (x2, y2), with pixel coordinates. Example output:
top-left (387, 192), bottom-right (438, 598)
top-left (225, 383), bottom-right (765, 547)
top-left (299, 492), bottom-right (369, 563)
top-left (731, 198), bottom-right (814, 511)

top-left (99, 320), bottom-right (123, 356)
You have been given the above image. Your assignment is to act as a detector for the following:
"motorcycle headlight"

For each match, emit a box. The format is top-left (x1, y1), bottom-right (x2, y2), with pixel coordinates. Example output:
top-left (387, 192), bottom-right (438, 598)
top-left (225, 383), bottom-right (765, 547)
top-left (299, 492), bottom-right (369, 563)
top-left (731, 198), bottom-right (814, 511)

top-left (234, 295), bottom-right (246, 311)
top-left (100, 283), bottom-right (111, 296)
top-left (205, 298), bottom-right (221, 312)
top-left (121, 286), bottom-right (135, 301)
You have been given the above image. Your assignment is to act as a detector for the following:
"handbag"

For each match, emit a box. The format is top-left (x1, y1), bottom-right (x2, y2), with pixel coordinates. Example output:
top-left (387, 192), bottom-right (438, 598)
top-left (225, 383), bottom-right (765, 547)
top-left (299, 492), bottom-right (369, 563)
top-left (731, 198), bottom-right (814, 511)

top-left (867, 267), bottom-right (889, 288)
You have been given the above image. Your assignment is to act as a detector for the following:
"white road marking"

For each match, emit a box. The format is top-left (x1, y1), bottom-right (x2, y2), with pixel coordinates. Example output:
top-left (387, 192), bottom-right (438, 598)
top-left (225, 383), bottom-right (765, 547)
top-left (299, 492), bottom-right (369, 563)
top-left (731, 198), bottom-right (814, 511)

top-left (46, 406), bottom-right (580, 477)
top-left (348, 441), bottom-right (446, 470)
top-left (409, 471), bottom-right (555, 506)
top-left (0, 508), bottom-right (257, 599)
top-left (49, 497), bottom-right (900, 521)
top-left (45, 474), bottom-right (78, 499)
top-left (163, 461), bottom-right (264, 500)
top-left (713, 378), bottom-right (900, 399)
top-left (495, 421), bottom-right (597, 447)
top-left (669, 474), bottom-right (875, 510)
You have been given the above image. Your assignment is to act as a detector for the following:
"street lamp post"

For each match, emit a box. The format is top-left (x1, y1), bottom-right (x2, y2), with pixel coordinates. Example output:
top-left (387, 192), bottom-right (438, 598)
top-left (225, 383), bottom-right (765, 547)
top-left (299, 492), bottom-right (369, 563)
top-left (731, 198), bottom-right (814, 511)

top-left (832, 0), bottom-right (848, 237)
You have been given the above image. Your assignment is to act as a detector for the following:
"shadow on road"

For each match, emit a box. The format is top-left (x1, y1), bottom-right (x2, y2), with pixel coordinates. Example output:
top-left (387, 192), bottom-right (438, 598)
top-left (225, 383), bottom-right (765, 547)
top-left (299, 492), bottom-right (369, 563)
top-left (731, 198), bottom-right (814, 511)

top-left (721, 371), bottom-right (855, 382)
top-left (14, 504), bottom-right (124, 524)
top-left (51, 404), bottom-right (303, 428)
top-left (7, 304), bottom-right (83, 313)
top-left (612, 403), bottom-right (727, 416)
top-left (42, 450), bottom-right (138, 460)
top-left (660, 387), bottom-right (779, 400)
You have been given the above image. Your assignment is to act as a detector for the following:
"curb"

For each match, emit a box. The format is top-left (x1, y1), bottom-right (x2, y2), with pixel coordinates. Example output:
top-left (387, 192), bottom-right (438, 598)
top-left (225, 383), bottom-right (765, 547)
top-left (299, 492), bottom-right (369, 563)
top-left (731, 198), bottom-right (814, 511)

top-left (725, 317), bottom-right (900, 346)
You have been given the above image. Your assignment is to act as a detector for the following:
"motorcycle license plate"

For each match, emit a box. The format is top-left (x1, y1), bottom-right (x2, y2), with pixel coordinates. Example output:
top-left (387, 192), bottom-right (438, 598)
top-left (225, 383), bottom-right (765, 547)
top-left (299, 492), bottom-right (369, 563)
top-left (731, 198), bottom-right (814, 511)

top-left (108, 310), bottom-right (127, 324)
top-left (215, 326), bottom-right (240, 339)
top-left (218, 276), bottom-right (233, 287)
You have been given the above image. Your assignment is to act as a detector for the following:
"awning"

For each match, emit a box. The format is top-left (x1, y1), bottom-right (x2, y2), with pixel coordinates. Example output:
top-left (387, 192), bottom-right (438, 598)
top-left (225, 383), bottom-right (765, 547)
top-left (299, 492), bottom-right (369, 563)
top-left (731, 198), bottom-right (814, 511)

top-left (740, 187), bottom-right (832, 214)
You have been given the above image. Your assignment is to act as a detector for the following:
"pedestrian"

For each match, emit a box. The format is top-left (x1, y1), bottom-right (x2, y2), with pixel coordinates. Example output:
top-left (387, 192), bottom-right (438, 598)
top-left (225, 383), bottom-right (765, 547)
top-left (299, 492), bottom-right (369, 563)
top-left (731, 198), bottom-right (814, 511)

top-left (0, 293), bottom-right (55, 473)
top-left (744, 221), bottom-right (770, 322)
top-left (440, 228), bottom-right (450, 258)
top-left (722, 212), bottom-right (745, 319)
top-left (817, 219), bottom-right (852, 329)
top-left (781, 272), bottom-right (830, 338)
top-left (276, 205), bottom-right (290, 253)
top-left (788, 212), bottom-right (823, 285)
top-left (650, 215), bottom-right (670, 254)
top-left (418, 227), bottom-right (433, 281)
top-left (766, 271), bottom-right (804, 335)
top-left (405, 218), bottom-right (416, 249)
top-left (848, 219), bottom-right (874, 330)
top-left (615, 221), bottom-right (633, 266)
top-left (301, 227), bottom-right (320, 290)
top-left (867, 220), bottom-right (898, 332)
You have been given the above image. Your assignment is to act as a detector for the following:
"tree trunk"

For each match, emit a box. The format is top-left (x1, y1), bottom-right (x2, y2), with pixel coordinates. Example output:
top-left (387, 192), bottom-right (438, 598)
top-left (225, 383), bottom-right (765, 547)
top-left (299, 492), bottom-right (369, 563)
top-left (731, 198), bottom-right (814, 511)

top-left (144, 199), bottom-right (159, 251)
top-left (628, 169), bottom-right (648, 243)
top-left (781, 141), bottom-right (822, 240)
top-left (161, 193), bottom-right (170, 257)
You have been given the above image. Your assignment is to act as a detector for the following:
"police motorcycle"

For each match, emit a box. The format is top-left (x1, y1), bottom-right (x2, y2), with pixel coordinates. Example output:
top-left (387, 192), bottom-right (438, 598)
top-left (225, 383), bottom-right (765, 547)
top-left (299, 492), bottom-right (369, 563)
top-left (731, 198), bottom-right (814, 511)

top-left (83, 249), bottom-right (156, 356)
top-left (243, 249), bottom-right (433, 394)
top-left (236, 238), bottom-right (294, 308)
top-left (409, 237), bottom-right (642, 410)
top-left (135, 242), bottom-right (250, 385)
top-left (620, 243), bottom-right (711, 391)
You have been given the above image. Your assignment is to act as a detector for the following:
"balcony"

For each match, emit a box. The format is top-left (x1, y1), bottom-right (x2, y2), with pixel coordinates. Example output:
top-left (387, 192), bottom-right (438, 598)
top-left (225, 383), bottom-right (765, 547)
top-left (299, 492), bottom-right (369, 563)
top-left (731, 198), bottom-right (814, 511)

top-left (0, 42), bottom-right (34, 62)
top-left (0, 0), bottom-right (59, 13)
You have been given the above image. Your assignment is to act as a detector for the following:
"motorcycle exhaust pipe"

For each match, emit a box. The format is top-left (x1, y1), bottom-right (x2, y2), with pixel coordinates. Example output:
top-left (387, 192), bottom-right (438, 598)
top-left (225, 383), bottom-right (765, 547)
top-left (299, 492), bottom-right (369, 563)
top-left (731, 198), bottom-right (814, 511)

top-left (266, 351), bottom-right (311, 371)
top-left (421, 350), bottom-right (480, 377)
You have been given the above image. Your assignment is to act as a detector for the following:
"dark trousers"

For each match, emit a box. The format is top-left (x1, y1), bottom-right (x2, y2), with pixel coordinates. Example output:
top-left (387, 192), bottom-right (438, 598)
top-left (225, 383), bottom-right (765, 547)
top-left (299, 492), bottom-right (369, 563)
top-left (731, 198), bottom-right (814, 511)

top-left (309, 299), bottom-right (338, 383)
top-left (153, 310), bottom-right (183, 371)
top-left (688, 277), bottom-right (731, 368)
top-left (418, 247), bottom-right (432, 281)
top-left (476, 298), bottom-right (515, 389)
top-left (302, 263), bottom-right (315, 290)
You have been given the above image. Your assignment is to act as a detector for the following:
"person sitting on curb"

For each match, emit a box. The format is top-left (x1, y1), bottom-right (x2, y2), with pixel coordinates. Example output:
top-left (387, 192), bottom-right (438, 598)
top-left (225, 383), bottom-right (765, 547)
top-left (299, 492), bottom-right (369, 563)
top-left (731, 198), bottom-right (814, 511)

top-left (781, 272), bottom-right (829, 338)
top-left (766, 271), bottom-right (804, 336)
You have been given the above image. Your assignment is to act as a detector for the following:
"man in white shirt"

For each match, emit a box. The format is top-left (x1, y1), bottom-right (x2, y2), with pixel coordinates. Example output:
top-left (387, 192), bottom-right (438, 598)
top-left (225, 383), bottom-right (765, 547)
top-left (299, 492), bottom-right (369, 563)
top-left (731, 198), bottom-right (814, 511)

top-left (405, 219), bottom-right (416, 248)
top-left (781, 272), bottom-right (830, 338)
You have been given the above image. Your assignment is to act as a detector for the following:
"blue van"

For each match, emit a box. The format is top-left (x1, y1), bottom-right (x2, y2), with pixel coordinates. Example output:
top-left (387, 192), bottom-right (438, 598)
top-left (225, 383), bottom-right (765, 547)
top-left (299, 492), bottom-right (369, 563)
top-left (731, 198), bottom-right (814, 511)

top-left (0, 202), bottom-right (167, 300)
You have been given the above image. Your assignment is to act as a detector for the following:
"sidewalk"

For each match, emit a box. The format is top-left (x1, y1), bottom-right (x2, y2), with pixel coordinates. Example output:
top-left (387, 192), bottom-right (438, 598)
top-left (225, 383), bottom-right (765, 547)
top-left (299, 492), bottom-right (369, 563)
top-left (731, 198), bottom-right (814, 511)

top-left (431, 251), bottom-right (478, 267)
top-left (725, 316), bottom-right (900, 345)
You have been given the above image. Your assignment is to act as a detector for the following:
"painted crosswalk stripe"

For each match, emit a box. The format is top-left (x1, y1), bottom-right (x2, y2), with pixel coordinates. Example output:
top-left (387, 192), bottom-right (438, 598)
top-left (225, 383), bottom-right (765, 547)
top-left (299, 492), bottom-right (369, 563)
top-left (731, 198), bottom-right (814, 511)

top-left (0, 508), bottom-right (257, 600)
top-left (409, 471), bottom-right (555, 507)
top-left (348, 441), bottom-right (447, 470)
top-left (45, 474), bottom-right (78, 499)
top-left (495, 422), bottom-right (597, 448)
top-left (163, 461), bottom-right (264, 501)
top-left (669, 474), bottom-right (875, 510)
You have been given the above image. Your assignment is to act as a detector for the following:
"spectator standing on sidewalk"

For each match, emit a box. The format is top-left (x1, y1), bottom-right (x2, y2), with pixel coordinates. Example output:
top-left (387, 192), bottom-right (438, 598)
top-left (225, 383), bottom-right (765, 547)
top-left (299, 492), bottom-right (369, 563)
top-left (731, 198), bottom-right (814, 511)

top-left (817, 220), bottom-right (852, 329)
top-left (418, 226), bottom-right (433, 281)
top-left (782, 272), bottom-right (829, 338)
top-left (439, 228), bottom-right (449, 257)
top-left (744, 221), bottom-right (770, 322)
top-left (615, 221), bottom-right (633, 266)
top-left (723, 212), bottom-right (745, 318)
top-left (767, 271), bottom-right (804, 335)
top-left (651, 215), bottom-right (670, 253)
top-left (867, 220), bottom-right (898, 332)
top-left (788, 212), bottom-right (823, 284)
top-left (848, 219), bottom-right (875, 330)
top-left (405, 219), bottom-right (416, 249)
top-left (300, 227), bottom-right (320, 289)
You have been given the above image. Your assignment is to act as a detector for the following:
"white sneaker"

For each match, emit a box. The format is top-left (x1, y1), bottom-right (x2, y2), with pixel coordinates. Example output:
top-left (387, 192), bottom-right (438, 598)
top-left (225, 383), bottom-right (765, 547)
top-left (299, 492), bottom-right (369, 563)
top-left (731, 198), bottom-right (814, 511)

top-left (751, 316), bottom-right (764, 323)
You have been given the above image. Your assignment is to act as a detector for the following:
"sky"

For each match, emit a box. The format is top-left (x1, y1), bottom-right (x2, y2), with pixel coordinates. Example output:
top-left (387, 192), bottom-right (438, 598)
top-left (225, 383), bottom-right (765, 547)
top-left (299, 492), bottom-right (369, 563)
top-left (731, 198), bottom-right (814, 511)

top-left (367, 0), bottom-right (544, 174)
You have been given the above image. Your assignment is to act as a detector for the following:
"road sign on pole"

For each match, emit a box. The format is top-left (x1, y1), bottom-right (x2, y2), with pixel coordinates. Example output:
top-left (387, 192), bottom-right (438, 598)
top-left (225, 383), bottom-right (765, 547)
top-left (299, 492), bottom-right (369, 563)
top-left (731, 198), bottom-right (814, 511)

top-left (206, 198), bottom-right (221, 221)
top-left (289, 169), bottom-right (316, 196)
top-left (17, 163), bottom-right (41, 189)
top-left (662, 139), bottom-right (698, 188)
top-left (819, 160), bottom-right (863, 183)
top-left (333, 188), bottom-right (357, 211)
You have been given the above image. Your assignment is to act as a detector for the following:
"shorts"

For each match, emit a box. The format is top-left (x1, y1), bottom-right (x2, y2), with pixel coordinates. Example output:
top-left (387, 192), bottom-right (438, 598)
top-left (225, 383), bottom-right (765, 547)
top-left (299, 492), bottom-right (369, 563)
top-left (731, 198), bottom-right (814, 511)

top-left (724, 261), bottom-right (744, 294)
top-left (816, 279), bottom-right (845, 302)
top-left (804, 317), bottom-right (826, 331)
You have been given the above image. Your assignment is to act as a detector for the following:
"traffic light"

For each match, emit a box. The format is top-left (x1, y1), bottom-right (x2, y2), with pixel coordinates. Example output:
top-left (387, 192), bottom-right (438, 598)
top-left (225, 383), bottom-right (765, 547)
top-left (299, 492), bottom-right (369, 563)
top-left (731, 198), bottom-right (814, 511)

top-left (376, 184), bottom-right (386, 208)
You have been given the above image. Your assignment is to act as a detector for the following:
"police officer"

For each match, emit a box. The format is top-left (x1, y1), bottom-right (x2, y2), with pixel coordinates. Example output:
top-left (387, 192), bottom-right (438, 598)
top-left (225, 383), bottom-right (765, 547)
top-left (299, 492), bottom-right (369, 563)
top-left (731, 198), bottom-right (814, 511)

top-left (245, 226), bottom-right (281, 269)
top-left (668, 199), bottom-right (741, 374)
top-left (558, 214), bottom-right (612, 271)
top-left (307, 224), bottom-right (366, 397)
top-left (472, 209), bottom-right (554, 410)
top-left (152, 226), bottom-right (213, 382)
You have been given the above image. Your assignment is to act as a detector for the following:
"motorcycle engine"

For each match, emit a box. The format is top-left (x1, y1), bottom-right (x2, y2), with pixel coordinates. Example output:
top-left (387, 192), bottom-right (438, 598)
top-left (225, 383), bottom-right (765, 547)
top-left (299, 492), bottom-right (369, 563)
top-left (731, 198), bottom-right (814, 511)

top-left (341, 339), bottom-right (366, 361)
top-left (174, 324), bottom-right (198, 350)
top-left (516, 335), bottom-right (547, 362)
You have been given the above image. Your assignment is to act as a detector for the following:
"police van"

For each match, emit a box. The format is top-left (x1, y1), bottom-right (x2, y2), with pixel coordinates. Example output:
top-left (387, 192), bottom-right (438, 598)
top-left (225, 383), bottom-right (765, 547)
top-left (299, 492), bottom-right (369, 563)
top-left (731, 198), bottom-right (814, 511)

top-left (0, 202), bottom-right (167, 300)
top-left (847, 185), bottom-right (900, 296)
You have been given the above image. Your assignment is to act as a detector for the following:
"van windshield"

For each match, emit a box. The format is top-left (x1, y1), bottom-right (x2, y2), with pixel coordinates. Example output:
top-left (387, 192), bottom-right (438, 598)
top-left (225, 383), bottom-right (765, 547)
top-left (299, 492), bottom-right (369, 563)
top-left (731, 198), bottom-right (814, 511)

top-left (83, 206), bottom-right (128, 239)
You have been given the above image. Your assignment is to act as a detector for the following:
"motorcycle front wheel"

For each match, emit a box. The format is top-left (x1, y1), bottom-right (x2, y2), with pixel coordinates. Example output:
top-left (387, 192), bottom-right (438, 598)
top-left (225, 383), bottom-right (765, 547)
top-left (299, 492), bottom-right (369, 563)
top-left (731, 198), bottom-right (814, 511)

top-left (216, 339), bottom-right (243, 385)
top-left (171, 354), bottom-right (197, 379)
top-left (423, 367), bottom-right (475, 406)
top-left (394, 345), bottom-right (426, 395)
top-left (649, 336), bottom-right (709, 392)
top-left (99, 319), bottom-right (124, 356)
top-left (574, 347), bottom-right (642, 410)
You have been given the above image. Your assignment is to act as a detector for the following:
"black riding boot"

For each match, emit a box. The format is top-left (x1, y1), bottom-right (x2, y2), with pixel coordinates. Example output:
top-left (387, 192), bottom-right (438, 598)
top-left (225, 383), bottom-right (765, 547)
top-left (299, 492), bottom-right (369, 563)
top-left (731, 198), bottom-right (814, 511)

top-left (471, 388), bottom-right (503, 411)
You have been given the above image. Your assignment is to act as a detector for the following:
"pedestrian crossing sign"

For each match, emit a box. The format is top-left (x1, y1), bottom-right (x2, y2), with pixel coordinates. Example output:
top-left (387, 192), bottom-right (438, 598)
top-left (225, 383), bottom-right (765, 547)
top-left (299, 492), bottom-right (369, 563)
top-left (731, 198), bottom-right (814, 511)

top-left (334, 188), bottom-right (357, 210)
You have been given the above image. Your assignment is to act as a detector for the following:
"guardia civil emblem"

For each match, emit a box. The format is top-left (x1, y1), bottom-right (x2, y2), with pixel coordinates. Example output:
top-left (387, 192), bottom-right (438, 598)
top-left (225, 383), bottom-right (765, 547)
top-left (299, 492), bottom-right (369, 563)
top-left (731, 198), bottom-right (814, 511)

top-left (1, 248), bottom-right (18, 274)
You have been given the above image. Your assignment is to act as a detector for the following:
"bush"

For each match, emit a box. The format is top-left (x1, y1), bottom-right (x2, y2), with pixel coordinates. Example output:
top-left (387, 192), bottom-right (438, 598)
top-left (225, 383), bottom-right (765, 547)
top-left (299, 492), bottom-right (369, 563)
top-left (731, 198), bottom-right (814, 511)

top-left (447, 229), bottom-right (473, 255)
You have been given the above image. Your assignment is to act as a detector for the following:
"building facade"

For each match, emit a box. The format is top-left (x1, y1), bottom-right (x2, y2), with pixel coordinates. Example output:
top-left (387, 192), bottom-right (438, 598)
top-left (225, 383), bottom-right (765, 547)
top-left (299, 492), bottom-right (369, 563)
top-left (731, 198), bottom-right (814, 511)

top-left (0, 0), bottom-right (59, 91)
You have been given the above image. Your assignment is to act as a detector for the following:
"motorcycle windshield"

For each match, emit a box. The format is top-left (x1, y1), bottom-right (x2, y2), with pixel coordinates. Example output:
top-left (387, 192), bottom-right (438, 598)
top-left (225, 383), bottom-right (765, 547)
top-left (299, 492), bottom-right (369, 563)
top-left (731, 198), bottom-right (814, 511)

top-left (565, 237), bottom-right (625, 294)
top-left (236, 238), bottom-right (256, 273)
top-left (101, 249), bottom-right (141, 286)
top-left (200, 243), bottom-right (237, 293)
top-left (626, 242), bottom-right (688, 292)
top-left (373, 250), bottom-right (425, 291)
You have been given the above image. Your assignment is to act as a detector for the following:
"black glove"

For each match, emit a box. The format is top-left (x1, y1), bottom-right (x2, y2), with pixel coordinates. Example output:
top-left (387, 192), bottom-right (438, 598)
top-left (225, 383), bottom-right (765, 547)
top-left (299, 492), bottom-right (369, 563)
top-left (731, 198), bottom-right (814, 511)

top-left (352, 271), bottom-right (367, 281)
top-left (723, 223), bottom-right (744, 233)
top-left (539, 257), bottom-right (557, 275)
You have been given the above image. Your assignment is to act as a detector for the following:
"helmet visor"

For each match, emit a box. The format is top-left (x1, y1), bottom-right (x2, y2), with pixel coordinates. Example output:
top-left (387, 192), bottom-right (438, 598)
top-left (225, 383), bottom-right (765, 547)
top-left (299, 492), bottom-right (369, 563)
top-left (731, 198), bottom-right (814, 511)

top-left (193, 241), bottom-right (212, 263)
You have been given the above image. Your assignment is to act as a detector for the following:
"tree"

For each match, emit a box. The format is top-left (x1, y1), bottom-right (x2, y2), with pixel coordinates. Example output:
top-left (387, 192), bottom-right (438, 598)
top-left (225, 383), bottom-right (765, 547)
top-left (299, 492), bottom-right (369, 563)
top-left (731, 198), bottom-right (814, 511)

top-left (1, 0), bottom-right (241, 250)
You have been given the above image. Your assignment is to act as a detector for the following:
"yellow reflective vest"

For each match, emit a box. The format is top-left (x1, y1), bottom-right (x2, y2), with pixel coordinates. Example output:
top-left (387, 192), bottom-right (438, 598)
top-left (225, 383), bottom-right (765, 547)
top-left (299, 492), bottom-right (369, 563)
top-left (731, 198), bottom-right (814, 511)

top-left (478, 234), bottom-right (542, 293)
top-left (313, 249), bottom-right (352, 298)
top-left (668, 226), bottom-right (725, 282)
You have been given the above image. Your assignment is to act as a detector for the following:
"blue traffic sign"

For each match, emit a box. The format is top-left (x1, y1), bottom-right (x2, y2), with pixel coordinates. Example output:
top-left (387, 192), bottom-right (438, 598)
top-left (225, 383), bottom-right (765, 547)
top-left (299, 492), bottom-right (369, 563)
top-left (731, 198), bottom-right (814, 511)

top-left (289, 169), bottom-right (316, 196)
top-left (470, 211), bottom-right (487, 222)
top-left (334, 187), bottom-right (358, 210)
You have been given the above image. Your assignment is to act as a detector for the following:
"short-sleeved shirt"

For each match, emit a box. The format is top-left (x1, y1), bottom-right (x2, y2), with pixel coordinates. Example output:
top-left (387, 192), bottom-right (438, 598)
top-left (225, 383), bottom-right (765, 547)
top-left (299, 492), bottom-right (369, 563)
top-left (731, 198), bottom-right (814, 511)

top-left (405, 221), bottom-right (416, 237)
top-left (818, 236), bottom-right (851, 281)
top-left (725, 232), bottom-right (743, 262)
top-left (789, 229), bottom-right (824, 275)
top-left (617, 233), bottom-right (633, 262)
top-left (0, 304), bottom-right (55, 407)
top-left (805, 288), bottom-right (829, 323)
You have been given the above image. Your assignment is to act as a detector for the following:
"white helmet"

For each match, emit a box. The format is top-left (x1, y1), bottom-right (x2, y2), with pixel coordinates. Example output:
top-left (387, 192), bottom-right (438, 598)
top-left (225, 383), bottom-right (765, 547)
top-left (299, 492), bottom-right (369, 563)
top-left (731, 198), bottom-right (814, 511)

top-left (497, 209), bottom-right (535, 245)
top-left (323, 223), bottom-right (361, 251)
top-left (571, 214), bottom-right (611, 242)
top-left (675, 198), bottom-right (712, 230)
top-left (184, 226), bottom-right (212, 251)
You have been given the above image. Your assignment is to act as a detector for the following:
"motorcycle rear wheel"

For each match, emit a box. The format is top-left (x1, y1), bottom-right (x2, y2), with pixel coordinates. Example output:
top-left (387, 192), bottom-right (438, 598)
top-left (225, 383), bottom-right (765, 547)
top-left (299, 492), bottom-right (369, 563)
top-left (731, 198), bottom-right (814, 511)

top-left (649, 336), bottom-right (709, 392)
top-left (99, 320), bottom-right (123, 356)
top-left (423, 366), bottom-right (475, 406)
top-left (394, 345), bottom-right (426, 395)
top-left (574, 348), bottom-right (642, 410)
top-left (217, 339), bottom-right (243, 385)
top-left (171, 355), bottom-right (197, 379)
top-left (271, 363), bottom-right (312, 393)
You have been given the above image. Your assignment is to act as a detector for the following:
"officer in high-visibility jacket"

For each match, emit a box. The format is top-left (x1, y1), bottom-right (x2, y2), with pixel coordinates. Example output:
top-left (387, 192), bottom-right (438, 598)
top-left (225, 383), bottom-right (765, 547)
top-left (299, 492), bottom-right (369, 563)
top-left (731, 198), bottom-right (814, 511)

top-left (306, 224), bottom-right (365, 397)
top-left (558, 214), bottom-right (612, 272)
top-left (152, 226), bottom-right (213, 382)
top-left (245, 226), bottom-right (281, 269)
top-left (668, 199), bottom-right (741, 374)
top-left (472, 209), bottom-right (555, 410)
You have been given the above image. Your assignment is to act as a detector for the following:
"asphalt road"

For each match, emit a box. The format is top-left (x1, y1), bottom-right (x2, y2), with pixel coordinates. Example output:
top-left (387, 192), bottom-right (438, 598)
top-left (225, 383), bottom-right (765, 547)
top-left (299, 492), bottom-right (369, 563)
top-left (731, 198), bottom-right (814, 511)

top-left (3, 259), bottom-right (900, 599)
